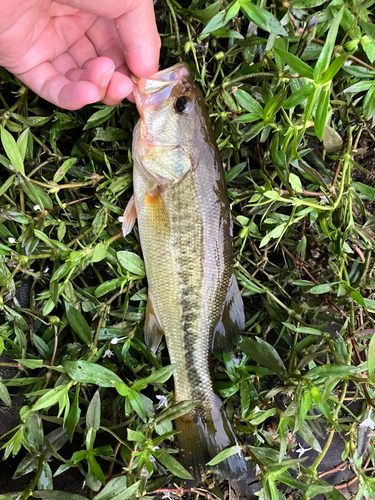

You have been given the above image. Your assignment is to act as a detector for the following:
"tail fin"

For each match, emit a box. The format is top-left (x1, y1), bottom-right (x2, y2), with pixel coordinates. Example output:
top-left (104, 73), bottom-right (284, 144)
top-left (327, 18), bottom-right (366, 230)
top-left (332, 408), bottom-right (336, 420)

top-left (175, 394), bottom-right (248, 484)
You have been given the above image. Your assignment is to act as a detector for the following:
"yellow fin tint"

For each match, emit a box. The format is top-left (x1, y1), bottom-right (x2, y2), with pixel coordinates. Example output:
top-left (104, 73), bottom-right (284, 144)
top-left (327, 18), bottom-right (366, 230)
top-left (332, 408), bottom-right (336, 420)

top-left (144, 292), bottom-right (164, 353)
top-left (121, 195), bottom-right (137, 237)
top-left (213, 274), bottom-right (245, 354)
top-left (144, 188), bottom-right (169, 231)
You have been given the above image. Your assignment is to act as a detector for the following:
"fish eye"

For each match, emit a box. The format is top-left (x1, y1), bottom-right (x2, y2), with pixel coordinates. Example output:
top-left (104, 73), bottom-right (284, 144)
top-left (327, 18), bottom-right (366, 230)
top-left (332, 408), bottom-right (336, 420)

top-left (174, 95), bottom-right (192, 114)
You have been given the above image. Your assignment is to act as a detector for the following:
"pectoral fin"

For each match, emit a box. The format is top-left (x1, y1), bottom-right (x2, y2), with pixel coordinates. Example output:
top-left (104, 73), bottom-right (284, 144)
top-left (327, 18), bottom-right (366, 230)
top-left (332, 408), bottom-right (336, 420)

top-left (144, 188), bottom-right (169, 233)
top-left (213, 274), bottom-right (245, 354)
top-left (122, 195), bottom-right (137, 236)
top-left (144, 292), bottom-right (164, 353)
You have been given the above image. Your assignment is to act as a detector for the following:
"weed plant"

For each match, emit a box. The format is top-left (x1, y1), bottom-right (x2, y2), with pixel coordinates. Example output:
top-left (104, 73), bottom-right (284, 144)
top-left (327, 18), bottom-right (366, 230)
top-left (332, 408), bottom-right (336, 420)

top-left (0, 0), bottom-right (375, 499)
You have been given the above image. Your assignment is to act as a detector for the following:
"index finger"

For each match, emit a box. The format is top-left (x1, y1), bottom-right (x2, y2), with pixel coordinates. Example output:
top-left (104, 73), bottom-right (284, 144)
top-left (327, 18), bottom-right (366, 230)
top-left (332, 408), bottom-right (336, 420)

top-left (114, 0), bottom-right (160, 78)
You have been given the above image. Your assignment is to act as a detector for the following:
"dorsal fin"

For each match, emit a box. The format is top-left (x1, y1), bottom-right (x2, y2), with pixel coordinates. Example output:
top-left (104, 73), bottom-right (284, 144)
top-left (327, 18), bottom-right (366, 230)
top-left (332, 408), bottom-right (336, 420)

top-left (144, 292), bottom-right (164, 353)
top-left (213, 274), bottom-right (245, 354)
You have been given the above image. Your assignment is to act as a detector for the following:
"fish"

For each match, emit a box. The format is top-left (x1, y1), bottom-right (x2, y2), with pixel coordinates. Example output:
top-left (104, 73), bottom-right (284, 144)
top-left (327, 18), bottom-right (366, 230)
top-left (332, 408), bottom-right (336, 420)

top-left (122, 63), bottom-right (248, 482)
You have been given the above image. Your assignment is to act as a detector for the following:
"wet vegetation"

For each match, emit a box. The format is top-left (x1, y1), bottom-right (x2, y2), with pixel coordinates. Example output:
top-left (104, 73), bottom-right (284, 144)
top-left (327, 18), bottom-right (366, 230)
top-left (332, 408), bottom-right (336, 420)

top-left (1, 0), bottom-right (375, 498)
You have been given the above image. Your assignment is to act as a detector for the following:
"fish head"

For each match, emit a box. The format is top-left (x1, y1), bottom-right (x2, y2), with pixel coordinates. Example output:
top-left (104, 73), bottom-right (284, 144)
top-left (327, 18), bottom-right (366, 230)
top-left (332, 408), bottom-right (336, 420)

top-left (134, 63), bottom-right (203, 147)
top-left (133, 63), bottom-right (209, 183)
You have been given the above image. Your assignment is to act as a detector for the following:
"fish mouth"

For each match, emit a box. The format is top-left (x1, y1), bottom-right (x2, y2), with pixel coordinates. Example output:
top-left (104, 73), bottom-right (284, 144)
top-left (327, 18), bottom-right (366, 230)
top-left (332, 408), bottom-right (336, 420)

top-left (133, 63), bottom-right (190, 109)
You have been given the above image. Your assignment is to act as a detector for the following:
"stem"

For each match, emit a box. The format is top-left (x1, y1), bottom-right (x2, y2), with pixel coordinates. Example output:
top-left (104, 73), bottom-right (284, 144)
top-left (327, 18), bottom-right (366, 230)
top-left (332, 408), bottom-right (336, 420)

top-left (205, 72), bottom-right (278, 101)
top-left (67, 226), bottom-right (93, 247)
top-left (165, 0), bottom-right (181, 55)
top-left (311, 379), bottom-right (348, 472)
top-left (21, 454), bottom-right (44, 500)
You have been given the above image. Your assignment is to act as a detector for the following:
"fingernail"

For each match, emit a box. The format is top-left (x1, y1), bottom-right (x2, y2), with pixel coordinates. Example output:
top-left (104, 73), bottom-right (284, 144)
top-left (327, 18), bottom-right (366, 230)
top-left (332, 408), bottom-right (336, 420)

top-left (113, 91), bottom-right (132, 103)
top-left (100, 68), bottom-right (114, 87)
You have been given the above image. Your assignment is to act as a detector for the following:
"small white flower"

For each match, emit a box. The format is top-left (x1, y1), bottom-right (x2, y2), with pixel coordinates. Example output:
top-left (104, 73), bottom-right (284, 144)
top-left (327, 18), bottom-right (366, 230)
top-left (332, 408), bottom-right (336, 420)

top-left (44, 267), bottom-right (49, 273)
top-left (8, 237), bottom-right (16, 244)
top-left (296, 445), bottom-right (312, 458)
top-left (320, 195), bottom-right (328, 205)
top-left (118, 216), bottom-right (124, 223)
top-left (110, 336), bottom-right (126, 345)
top-left (359, 417), bottom-right (375, 430)
top-left (33, 204), bottom-right (41, 211)
top-left (103, 349), bottom-right (114, 358)
top-left (156, 395), bottom-right (168, 409)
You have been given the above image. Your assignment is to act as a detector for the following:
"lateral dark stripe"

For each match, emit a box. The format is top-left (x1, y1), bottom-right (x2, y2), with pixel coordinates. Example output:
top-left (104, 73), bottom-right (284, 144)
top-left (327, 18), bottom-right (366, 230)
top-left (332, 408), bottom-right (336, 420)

top-left (169, 172), bottom-right (206, 402)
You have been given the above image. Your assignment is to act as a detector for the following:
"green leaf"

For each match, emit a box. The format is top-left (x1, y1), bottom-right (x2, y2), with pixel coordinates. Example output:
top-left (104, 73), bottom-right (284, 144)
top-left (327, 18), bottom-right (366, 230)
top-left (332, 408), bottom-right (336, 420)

top-left (274, 48), bottom-right (314, 79)
top-left (51, 263), bottom-right (72, 283)
top-left (86, 390), bottom-right (101, 430)
top-left (306, 364), bottom-right (360, 380)
top-left (289, 173), bottom-right (303, 193)
top-left (241, 4), bottom-right (287, 36)
top-left (65, 301), bottom-right (92, 346)
top-left (132, 364), bottom-right (176, 391)
top-left (283, 83), bottom-right (314, 109)
top-left (32, 384), bottom-right (68, 413)
top-left (352, 182), bottom-right (375, 201)
top-left (117, 251), bottom-right (146, 277)
top-left (314, 85), bottom-right (331, 141)
top-left (207, 445), bottom-right (242, 466)
top-left (94, 278), bottom-right (123, 298)
top-left (234, 89), bottom-right (263, 114)
top-left (202, 11), bottom-right (226, 35)
top-left (364, 298), bottom-right (375, 312)
top-left (368, 332), bottom-right (375, 377)
top-left (17, 127), bottom-right (30, 161)
top-left (19, 174), bottom-right (53, 210)
top-left (233, 113), bottom-right (262, 123)
top-left (309, 283), bottom-right (336, 294)
top-left (153, 449), bottom-right (193, 479)
top-left (238, 337), bottom-right (286, 375)
top-left (0, 125), bottom-right (24, 173)
top-left (313, 8), bottom-right (344, 82)
top-left (259, 222), bottom-right (287, 248)
top-left (224, 0), bottom-right (241, 24)
top-left (0, 174), bottom-right (16, 198)
top-left (363, 85), bottom-right (375, 119)
top-left (91, 242), bottom-right (107, 263)
top-left (187, 1), bottom-right (221, 23)
top-left (95, 478), bottom-right (140, 500)
top-left (37, 460), bottom-right (53, 490)
top-left (127, 388), bottom-right (146, 421)
top-left (154, 400), bottom-right (199, 425)
top-left (225, 162), bottom-right (247, 182)
top-left (65, 384), bottom-right (81, 441)
top-left (83, 106), bottom-right (117, 130)
top-left (0, 380), bottom-right (11, 406)
top-left (34, 229), bottom-right (54, 247)
top-left (320, 54), bottom-right (348, 84)
top-left (344, 81), bottom-right (374, 93)
top-left (62, 360), bottom-right (123, 387)
top-left (53, 158), bottom-right (77, 182)
top-left (34, 493), bottom-right (86, 500)
top-left (127, 429), bottom-right (146, 442)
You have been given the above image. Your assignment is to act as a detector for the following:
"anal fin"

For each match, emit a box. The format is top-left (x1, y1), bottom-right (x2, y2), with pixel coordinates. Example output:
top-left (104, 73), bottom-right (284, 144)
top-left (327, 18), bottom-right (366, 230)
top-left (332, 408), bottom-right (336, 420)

top-left (144, 292), bottom-right (164, 353)
top-left (213, 273), bottom-right (245, 354)
top-left (121, 194), bottom-right (137, 237)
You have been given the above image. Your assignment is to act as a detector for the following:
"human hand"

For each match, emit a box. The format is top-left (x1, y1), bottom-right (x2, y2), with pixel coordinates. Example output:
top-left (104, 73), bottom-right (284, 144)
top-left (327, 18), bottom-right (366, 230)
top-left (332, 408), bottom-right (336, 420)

top-left (0, 0), bottom-right (160, 110)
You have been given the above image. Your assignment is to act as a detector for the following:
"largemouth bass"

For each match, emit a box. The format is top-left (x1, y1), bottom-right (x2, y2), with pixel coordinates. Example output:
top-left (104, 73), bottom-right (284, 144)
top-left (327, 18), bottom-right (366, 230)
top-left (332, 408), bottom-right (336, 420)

top-left (122, 63), bottom-right (247, 482)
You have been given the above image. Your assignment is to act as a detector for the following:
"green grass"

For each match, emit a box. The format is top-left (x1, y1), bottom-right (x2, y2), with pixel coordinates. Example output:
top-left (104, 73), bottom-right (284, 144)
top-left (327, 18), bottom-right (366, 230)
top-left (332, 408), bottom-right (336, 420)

top-left (1, 0), bottom-right (375, 499)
